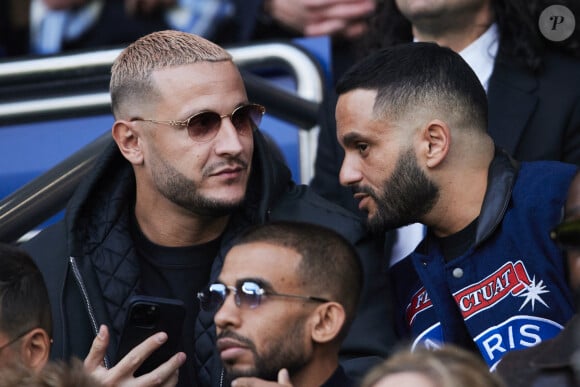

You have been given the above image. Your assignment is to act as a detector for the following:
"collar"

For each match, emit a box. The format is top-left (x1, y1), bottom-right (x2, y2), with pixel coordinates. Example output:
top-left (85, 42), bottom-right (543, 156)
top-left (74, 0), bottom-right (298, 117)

top-left (474, 147), bottom-right (520, 246)
top-left (459, 23), bottom-right (499, 92)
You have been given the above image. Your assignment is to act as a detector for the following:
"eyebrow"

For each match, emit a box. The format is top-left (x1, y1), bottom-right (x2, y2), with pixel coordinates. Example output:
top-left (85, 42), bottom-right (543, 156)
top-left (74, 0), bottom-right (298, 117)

top-left (341, 132), bottom-right (367, 148)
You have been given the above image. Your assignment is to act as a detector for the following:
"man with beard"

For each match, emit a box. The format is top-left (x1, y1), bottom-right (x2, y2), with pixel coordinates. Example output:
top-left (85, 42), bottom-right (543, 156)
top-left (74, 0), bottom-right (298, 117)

top-left (495, 170), bottom-right (580, 386)
top-left (310, 0), bottom-right (580, 267)
top-left (336, 42), bottom-right (578, 369)
top-left (21, 30), bottom-right (395, 386)
top-left (201, 221), bottom-right (361, 386)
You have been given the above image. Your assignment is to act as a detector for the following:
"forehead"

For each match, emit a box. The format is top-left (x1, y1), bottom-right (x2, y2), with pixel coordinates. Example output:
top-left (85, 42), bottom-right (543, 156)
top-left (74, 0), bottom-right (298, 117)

top-left (336, 88), bottom-right (378, 126)
top-left (336, 88), bottom-right (399, 146)
top-left (150, 61), bottom-right (247, 107)
top-left (221, 242), bottom-right (302, 284)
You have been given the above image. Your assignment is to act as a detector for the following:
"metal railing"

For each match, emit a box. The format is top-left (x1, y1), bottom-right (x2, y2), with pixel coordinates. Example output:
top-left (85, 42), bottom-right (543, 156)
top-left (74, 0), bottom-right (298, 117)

top-left (0, 41), bottom-right (325, 242)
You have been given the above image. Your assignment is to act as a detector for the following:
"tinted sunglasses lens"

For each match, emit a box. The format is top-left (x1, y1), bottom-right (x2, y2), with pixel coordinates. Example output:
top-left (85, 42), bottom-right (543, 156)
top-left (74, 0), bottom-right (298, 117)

top-left (199, 283), bottom-right (227, 311)
top-left (551, 220), bottom-right (580, 248)
top-left (187, 112), bottom-right (222, 142)
top-left (239, 281), bottom-right (263, 308)
top-left (232, 105), bottom-right (264, 133)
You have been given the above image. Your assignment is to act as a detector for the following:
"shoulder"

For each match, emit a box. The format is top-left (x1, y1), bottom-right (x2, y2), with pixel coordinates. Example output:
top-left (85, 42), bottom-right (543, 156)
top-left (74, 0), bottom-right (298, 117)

top-left (21, 221), bottom-right (68, 262)
top-left (515, 161), bottom-right (577, 194)
top-left (268, 184), bottom-right (381, 249)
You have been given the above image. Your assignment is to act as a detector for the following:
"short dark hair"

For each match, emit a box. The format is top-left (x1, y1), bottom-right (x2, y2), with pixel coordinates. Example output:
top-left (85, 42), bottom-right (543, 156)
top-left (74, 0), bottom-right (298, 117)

top-left (336, 42), bottom-right (488, 133)
top-left (0, 243), bottom-right (52, 339)
top-left (233, 221), bottom-right (362, 340)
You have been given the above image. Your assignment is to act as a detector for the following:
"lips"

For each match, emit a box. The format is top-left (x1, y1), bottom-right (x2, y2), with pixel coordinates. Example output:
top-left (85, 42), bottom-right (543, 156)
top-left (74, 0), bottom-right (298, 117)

top-left (353, 192), bottom-right (370, 210)
top-left (217, 337), bottom-right (249, 361)
top-left (210, 166), bottom-right (243, 176)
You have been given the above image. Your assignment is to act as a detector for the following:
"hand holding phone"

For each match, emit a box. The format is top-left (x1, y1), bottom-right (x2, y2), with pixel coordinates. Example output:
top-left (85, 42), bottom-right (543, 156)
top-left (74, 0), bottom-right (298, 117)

top-left (84, 324), bottom-right (186, 387)
top-left (115, 295), bottom-right (186, 376)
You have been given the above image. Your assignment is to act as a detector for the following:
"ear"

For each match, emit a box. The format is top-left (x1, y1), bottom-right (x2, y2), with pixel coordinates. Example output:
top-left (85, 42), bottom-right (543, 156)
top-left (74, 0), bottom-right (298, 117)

top-left (20, 328), bottom-right (51, 372)
top-left (112, 120), bottom-right (144, 165)
top-left (419, 119), bottom-right (450, 169)
top-left (309, 302), bottom-right (346, 344)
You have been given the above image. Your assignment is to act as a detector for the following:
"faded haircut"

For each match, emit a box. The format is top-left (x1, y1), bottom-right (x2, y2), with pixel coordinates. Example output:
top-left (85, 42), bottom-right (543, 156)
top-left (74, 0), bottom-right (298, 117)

top-left (110, 30), bottom-right (232, 117)
top-left (233, 221), bottom-right (363, 341)
top-left (0, 243), bottom-right (52, 340)
top-left (336, 42), bottom-right (488, 133)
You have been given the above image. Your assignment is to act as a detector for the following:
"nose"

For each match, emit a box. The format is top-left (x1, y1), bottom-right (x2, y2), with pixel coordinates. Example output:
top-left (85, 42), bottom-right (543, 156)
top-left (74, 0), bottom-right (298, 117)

top-left (339, 153), bottom-right (363, 187)
top-left (214, 290), bottom-right (241, 330)
top-left (213, 118), bottom-right (244, 156)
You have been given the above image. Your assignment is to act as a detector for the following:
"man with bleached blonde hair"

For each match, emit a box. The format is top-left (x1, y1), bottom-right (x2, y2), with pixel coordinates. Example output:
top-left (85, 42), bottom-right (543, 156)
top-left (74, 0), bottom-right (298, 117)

top-left (23, 30), bottom-right (395, 386)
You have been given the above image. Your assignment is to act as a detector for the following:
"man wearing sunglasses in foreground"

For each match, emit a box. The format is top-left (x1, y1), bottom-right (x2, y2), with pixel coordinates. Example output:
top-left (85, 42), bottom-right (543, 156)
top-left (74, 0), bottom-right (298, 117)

top-left (496, 171), bottom-right (580, 386)
top-left (199, 221), bottom-right (361, 386)
top-left (22, 30), bottom-right (394, 386)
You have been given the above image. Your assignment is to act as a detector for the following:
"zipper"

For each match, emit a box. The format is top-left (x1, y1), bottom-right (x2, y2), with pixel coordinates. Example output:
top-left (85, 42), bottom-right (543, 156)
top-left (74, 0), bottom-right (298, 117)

top-left (69, 256), bottom-right (111, 368)
top-left (219, 367), bottom-right (224, 387)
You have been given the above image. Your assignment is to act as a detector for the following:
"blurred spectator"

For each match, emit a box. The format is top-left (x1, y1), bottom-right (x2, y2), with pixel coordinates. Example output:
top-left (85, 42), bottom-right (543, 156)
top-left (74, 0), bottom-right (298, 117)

top-left (495, 170), bottom-right (580, 387)
top-left (0, 243), bottom-right (52, 373)
top-left (0, 0), bottom-right (30, 57)
top-left (360, 345), bottom-right (506, 387)
top-left (364, 0), bottom-right (580, 161)
top-left (0, 358), bottom-right (103, 387)
top-left (227, 0), bottom-right (377, 83)
top-left (29, 0), bottom-right (235, 55)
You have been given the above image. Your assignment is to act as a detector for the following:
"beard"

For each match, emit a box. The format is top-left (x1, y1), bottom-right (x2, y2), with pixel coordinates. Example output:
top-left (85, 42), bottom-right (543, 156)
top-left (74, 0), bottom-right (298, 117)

top-left (358, 148), bottom-right (439, 235)
top-left (219, 324), bottom-right (309, 386)
top-left (151, 155), bottom-right (249, 217)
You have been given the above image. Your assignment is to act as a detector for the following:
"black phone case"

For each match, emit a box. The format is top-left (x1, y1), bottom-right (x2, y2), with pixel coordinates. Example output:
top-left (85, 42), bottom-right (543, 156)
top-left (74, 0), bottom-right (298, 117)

top-left (115, 295), bottom-right (186, 376)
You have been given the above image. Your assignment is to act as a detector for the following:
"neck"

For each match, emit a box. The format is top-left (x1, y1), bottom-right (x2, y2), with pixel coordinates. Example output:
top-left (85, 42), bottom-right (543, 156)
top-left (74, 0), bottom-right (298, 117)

top-left (291, 353), bottom-right (338, 387)
top-left (134, 197), bottom-right (229, 247)
top-left (424, 139), bottom-right (494, 237)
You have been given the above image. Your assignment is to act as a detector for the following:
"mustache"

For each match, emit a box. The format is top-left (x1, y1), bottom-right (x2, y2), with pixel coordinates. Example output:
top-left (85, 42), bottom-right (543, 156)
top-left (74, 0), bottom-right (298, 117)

top-left (203, 158), bottom-right (249, 176)
top-left (351, 185), bottom-right (374, 196)
top-left (217, 330), bottom-right (255, 349)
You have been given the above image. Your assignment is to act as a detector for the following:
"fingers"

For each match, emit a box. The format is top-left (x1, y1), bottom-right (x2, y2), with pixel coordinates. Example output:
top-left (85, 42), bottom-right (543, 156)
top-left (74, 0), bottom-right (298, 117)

top-left (277, 369), bottom-right (291, 384)
top-left (84, 325), bottom-right (109, 372)
top-left (306, 0), bottom-right (376, 20)
top-left (135, 352), bottom-right (186, 387)
top-left (231, 378), bottom-right (281, 386)
top-left (114, 332), bottom-right (169, 374)
top-left (231, 369), bottom-right (293, 387)
top-left (89, 331), bottom-right (186, 387)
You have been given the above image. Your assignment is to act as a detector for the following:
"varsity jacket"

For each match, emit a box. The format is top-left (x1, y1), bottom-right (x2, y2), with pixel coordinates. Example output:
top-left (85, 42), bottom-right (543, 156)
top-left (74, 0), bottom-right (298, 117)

top-left (390, 149), bottom-right (577, 369)
top-left (22, 130), bottom-right (395, 386)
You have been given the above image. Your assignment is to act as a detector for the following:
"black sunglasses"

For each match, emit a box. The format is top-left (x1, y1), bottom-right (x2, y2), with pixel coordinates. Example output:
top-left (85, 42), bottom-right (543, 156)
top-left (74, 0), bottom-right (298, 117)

top-left (131, 103), bottom-right (265, 143)
top-left (197, 280), bottom-right (330, 312)
top-left (550, 219), bottom-right (580, 249)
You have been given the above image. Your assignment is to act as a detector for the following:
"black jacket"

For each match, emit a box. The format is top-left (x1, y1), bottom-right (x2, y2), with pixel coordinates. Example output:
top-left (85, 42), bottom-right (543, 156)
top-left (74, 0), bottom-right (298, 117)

top-left (22, 130), bottom-right (395, 386)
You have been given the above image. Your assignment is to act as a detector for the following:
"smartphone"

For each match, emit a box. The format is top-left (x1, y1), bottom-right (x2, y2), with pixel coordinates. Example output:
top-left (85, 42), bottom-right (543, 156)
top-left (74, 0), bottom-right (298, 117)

top-left (115, 295), bottom-right (186, 376)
